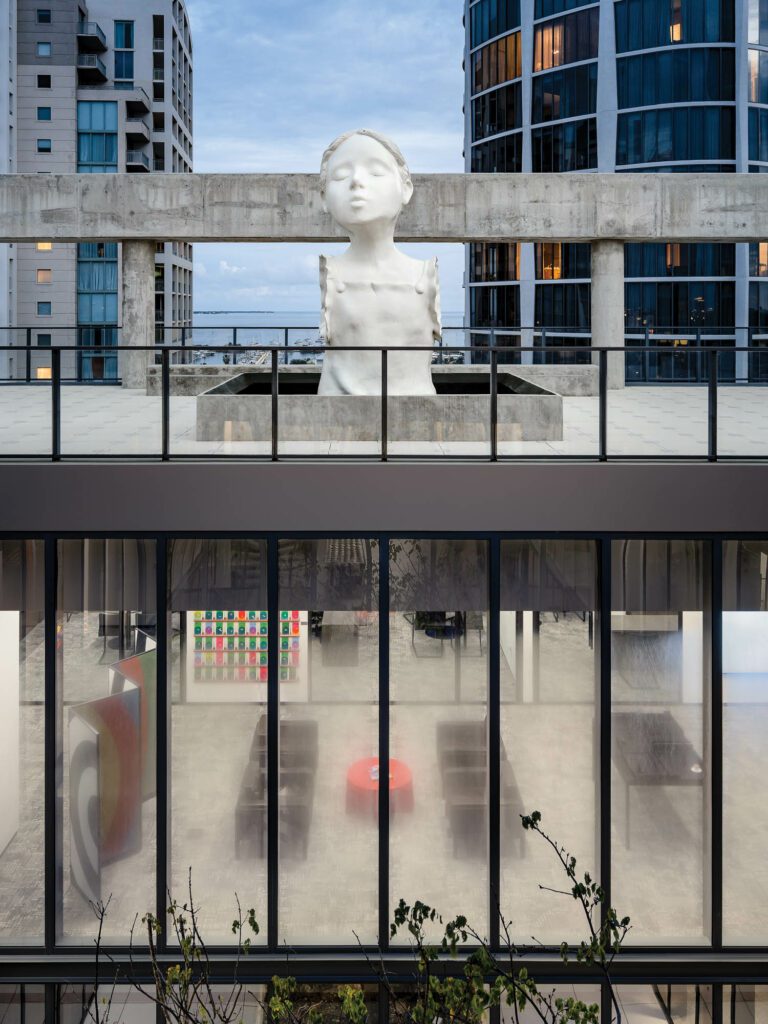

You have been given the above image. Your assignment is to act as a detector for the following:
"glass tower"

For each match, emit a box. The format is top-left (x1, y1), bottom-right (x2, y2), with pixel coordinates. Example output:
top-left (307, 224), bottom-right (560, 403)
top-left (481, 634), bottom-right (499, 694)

top-left (465, 0), bottom-right (763, 381)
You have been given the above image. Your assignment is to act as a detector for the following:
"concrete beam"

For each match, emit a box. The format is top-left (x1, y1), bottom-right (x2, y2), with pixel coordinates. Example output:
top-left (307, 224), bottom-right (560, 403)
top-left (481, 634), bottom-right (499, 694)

top-left (0, 173), bottom-right (767, 243)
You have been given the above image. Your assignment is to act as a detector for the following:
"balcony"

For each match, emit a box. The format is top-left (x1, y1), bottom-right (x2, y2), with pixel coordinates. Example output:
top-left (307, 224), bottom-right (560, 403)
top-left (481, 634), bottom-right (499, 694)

top-left (125, 149), bottom-right (150, 171)
top-left (124, 85), bottom-right (151, 116)
top-left (76, 20), bottom-right (107, 52)
top-left (76, 52), bottom-right (107, 84)
top-left (125, 117), bottom-right (150, 145)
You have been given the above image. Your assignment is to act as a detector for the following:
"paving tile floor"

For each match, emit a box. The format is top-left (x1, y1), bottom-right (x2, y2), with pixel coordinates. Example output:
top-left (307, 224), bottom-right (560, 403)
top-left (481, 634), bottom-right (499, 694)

top-left (0, 385), bottom-right (766, 458)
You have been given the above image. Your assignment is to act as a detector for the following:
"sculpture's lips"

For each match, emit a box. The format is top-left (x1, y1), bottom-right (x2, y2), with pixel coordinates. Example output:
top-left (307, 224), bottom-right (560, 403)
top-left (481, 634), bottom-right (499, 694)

top-left (349, 197), bottom-right (368, 207)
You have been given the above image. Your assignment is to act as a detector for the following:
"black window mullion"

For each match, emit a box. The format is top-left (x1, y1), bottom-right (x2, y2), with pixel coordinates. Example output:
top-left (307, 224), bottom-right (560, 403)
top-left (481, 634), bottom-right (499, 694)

top-left (488, 536), bottom-right (501, 949)
top-left (378, 535), bottom-right (390, 950)
top-left (711, 539), bottom-right (723, 950)
top-left (599, 538), bottom-right (611, 930)
top-left (267, 535), bottom-right (279, 950)
top-left (44, 534), bottom-right (57, 952)
top-left (155, 535), bottom-right (169, 951)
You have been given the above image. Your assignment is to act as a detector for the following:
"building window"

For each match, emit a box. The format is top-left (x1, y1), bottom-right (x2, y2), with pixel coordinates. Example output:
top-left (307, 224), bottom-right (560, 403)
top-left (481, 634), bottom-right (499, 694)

top-left (532, 117), bottom-right (597, 171)
top-left (114, 50), bottom-right (134, 80)
top-left (531, 62), bottom-right (597, 124)
top-left (471, 131), bottom-right (523, 172)
top-left (36, 269), bottom-right (52, 284)
top-left (749, 242), bottom-right (768, 277)
top-left (37, 301), bottom-right (51, 316)
top-left (472, 81), bottom-right (522, 141)
top-left (36, 8), bottom-right (51, 22)
top-left (37, 333), bottom-right (51, 346)
top-left (36, 241), bottom-right (52, 251)
top-left (617, 48), bottom-right (735, 109)
top-left (470, 0), bottom-right (521, 48)
top-left (36, 41), bottom-right (51, 57)
top-left (37, 73), bottom-right (51, 88)
top-left (617, 107), bottom-right (735, 165)
top-left (749, 0), bottom-right (768, 44)
top-left (114, 20), bottom-right (134, 48)
top-left (471, 31), bottom-right (521, 94)
top-left (616, 0), bottom-right (734, 51)
top-left (536, 242), bottom-right (591, 280)
top-left (36, 106), bottom-right (51, 121)
top-left (77, 101), bottom-right (118, 172)
top-left (533, 7), bottom-right (598, 72)
top-left (36, 138), bottom-right (51, 153)
top-left (470, 242), bottom-right (520, 282)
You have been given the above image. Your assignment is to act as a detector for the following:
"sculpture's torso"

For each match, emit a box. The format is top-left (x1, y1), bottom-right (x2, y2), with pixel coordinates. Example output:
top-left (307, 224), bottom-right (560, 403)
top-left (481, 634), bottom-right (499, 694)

top-left (317, 254), bottom-right (440, 396)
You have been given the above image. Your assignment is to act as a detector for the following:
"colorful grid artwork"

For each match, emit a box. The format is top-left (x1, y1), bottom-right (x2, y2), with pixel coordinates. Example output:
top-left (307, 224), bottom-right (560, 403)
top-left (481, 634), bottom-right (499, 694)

top-left (190, 610), bottom-right (301, 682)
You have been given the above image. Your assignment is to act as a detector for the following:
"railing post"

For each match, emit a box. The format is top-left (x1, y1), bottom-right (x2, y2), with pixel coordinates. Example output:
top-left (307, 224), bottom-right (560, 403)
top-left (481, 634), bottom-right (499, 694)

top-left (644, 325), bottom-right (650, 382)
top-left (284, 327), bottom-right (289, 366)
top-left (599, 348), bottom-right (607, 462)
top-left (25, 327), bottom-right (32, 383)
top-left (271, 348), bottom-right (279, 462)
top-left (233, 326), bottom-right (237, 348)
top-left (51, 347), bottom-right (61, 461)
top-left (708, 348), bottom-right (718, 463)
top-left (696, 328), bottom-right (702, 383)
top-left (381, 349), bottom-right (388, 462)
top-left (489, 327), bottom-right (496, 366)
top-left (438, 332), bottom-right (444, 364)
top-left (161, 346), bottom-right (170, 461)
top-left (490, 346), bottom-right (498, 462)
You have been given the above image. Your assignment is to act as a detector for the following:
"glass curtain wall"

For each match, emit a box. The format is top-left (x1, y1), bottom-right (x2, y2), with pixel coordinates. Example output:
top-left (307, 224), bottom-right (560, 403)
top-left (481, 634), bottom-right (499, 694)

top-left (168, 538), bottom-right (268, 942)
top-left (500, 540), bottom-right (598, 944)
top-left (0, 541), bottom-right (44, 945)
top-left (722, 541), bottom-right (768, 944)
top-left (56, 539), bottom-right (157, 943)
top-left (278, 538), bottom-right (379, 945)
top-left (389, 539), bottom-right (488, 938)
top-left (611, 540), bottom-right (711, 944)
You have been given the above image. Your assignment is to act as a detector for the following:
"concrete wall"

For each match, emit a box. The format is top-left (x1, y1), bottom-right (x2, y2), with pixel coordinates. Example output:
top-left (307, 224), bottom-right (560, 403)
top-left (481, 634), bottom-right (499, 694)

top-left (0, 172), bottom-right (766, 242)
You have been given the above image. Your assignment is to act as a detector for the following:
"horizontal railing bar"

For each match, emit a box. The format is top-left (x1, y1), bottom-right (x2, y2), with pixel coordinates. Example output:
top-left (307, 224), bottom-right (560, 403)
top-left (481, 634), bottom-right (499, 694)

top-left (2, 343), bottom-right (768, 353)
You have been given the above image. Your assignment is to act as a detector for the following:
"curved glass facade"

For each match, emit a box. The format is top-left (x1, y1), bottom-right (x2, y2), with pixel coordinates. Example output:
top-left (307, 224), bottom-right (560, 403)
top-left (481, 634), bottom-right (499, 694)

top-left (615, 0), bottom-right (734, 52)
top-left (466, 0), bottom-right (755, 379)
top-left (470, 0), bottom-right (521, 48)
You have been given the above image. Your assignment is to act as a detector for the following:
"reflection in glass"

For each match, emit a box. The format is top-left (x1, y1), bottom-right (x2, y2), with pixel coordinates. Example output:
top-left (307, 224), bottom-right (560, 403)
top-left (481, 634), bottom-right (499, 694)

top-left (0, 984), bottom-right (45, 1023)
top-left (725, 986), bottom-right (768, 1024)
top-left (278, 539), bottom-right (379, 944)
top-left (500, 541), bottom-right (598, 943)
top-left (0, 542), bottom-right (44, 945)
top-left (389, 539), bottom-right (488, 938)
top-left (57, 539), bottom-right (157, 943)
top-left (617, 985), bottom-right (714, 1024)
top-left (611, 540), bottom-right (710, 944)
top-left (723, 541), bottom-right (768, 944)
top-left (169, 539), bottom-right (268, 942)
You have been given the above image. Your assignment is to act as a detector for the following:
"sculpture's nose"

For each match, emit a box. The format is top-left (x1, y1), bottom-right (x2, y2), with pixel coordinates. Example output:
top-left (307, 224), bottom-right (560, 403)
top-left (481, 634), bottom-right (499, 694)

top-left (349, 165), bottom-right (365, 189)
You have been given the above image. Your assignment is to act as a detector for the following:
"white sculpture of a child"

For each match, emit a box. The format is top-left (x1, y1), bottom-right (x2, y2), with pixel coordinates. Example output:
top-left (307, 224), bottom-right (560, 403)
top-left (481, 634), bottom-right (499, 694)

top-left (317, 129), bottom-right (440, 396)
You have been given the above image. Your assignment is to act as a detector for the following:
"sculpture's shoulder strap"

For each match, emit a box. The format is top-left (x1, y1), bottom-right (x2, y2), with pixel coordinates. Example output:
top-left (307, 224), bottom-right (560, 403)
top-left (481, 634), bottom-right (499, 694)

top-left (319, 254), bottom-right (331, 342)
top-left (425, 256), bottom-right (442, 341)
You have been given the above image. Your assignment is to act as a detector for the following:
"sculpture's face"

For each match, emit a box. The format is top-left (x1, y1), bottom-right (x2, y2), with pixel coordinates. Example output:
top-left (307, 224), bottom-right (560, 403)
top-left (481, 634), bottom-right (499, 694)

top-left (323, 133), bottom-right (412, 230)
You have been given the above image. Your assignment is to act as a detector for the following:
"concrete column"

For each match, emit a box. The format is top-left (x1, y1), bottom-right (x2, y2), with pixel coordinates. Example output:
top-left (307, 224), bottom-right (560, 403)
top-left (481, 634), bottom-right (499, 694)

top-left (591, 240), bottom-right (625, 389)
top-left (121, 240), bottom-right (156, 389)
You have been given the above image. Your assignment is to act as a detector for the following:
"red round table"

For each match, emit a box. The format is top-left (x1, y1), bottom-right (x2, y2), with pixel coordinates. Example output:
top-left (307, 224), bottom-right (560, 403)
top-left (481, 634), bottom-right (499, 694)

top-left (346, 756), bottom-right (414, 818)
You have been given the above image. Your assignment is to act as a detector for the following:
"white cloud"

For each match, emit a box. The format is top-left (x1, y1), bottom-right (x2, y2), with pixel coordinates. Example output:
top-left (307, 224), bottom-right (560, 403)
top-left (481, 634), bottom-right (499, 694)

top-left (219, 260), bottom-right (248, 275)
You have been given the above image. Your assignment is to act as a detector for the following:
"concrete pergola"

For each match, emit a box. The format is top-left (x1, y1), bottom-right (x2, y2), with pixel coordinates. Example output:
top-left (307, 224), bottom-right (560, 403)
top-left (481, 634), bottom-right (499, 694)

top-left (1, 171), bottom-right (766, 388)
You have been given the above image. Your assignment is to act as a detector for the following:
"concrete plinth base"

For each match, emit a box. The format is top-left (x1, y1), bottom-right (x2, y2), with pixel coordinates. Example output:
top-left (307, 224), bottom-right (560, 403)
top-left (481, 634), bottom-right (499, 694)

top-left (196, 371), bottom-right (563, 443)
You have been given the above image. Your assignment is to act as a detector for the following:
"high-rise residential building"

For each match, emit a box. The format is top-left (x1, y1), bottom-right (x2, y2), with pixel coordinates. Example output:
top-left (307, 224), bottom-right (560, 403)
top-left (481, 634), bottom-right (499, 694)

top-left (464, 0), bottom-right (764, 381)
top-left (0, 1), bottom-right (17, 380)
top-left (11, 0), bottom-right (192, 381)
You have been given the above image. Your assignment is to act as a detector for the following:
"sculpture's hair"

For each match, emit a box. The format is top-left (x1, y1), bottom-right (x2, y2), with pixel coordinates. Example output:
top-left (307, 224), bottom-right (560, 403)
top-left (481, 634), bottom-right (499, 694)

top-left (319, 129), bottom-right (411, 194)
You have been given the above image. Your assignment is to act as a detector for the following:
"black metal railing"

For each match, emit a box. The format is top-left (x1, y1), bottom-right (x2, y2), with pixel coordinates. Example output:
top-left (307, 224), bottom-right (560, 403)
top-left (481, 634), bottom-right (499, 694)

top-left (0, 340), bottom-right (766, 463)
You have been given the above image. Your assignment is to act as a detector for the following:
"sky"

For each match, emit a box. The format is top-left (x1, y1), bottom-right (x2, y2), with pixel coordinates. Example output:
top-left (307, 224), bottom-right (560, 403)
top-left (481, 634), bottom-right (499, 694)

top-left (184, 0), bottom-right (467, 313)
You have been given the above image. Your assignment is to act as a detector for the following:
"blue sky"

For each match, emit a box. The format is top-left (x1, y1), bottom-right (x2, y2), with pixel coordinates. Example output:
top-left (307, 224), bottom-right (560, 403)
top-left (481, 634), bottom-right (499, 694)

top-left (184, 0), bottom-right (466, 313)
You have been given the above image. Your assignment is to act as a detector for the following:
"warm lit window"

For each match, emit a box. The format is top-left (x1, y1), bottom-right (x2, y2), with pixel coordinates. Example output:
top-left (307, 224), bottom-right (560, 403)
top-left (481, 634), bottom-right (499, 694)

top-left (36, 241), bottom-right (52, 251)
top-left (759, 242), bottom-right (768, 276)
top-left (36, 269), bottom-right (52, 284)
top-left (670, 0), bottom-right (682, 41)
top-left (666, 243), bottom-right (682, 270)
top-left (540, 243), bottom-right (563, 279)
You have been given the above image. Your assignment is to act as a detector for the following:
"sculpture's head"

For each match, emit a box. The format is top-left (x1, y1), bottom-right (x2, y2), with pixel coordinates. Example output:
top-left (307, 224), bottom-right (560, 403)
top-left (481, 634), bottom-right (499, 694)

top-left (319, 129), bottom-right (413, 231)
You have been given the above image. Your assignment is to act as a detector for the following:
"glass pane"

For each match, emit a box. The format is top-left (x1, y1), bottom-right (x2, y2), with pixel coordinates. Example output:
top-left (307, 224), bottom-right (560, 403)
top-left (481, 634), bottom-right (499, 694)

top-left (0, 984), bottom-right (45, 1023)
top-left (723, 541), bottom-right (768, 943)
top-left (57, 539), bottom-right (157, 943)
top-left (0, 541), bottom-right (45, 945)
top-left (611, 540), bottom-right (710, 944)
top-left (278, 538), bottom-right (379, 944)
top-left (169, 538), bottom-right (267, 942)
top-left (389, 539), bottom-right (488, 938)
top-left (500, 540), bottom-right (598, 943)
